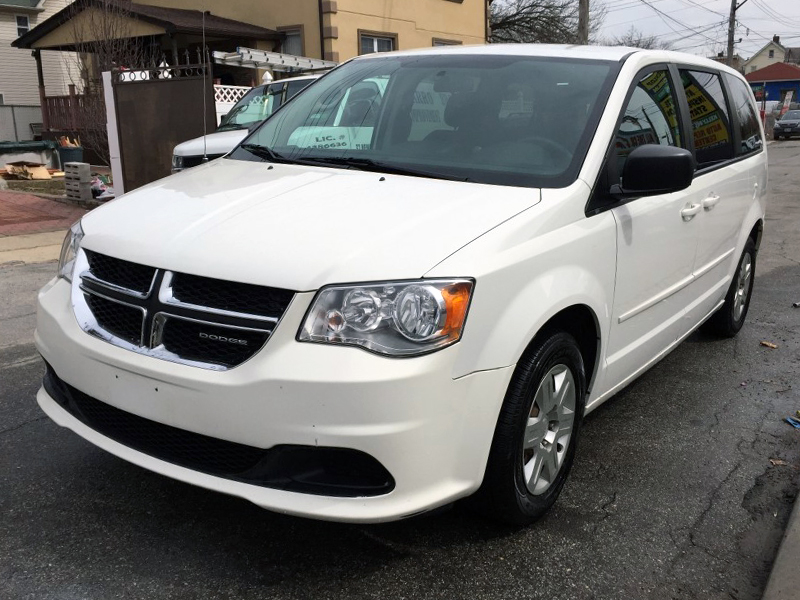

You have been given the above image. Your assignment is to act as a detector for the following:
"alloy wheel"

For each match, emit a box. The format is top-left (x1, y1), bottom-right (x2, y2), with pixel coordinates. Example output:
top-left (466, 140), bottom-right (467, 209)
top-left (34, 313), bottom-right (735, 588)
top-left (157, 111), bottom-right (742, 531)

top-left (733, 253), bottom-right (752, 322)
top-left (521, 364), bottom-right (576, 496)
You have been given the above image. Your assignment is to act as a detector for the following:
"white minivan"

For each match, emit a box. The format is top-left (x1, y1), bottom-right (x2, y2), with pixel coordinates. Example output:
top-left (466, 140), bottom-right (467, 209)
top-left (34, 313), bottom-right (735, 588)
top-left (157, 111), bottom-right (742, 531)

top-left (38, 45), bottom-right (767, 525)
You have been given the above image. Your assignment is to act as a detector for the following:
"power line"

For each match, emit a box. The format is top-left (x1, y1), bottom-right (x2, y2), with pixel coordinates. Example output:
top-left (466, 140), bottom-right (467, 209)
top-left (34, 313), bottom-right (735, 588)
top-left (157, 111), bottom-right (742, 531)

top-left (635, 0), bottom-right (720, 43)
top-left (676, 0), bottom-right (727, 18)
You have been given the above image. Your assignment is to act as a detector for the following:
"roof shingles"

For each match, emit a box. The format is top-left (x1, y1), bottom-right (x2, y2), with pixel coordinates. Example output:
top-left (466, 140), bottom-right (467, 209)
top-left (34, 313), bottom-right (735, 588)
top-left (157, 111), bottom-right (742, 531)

top-left (12, 0), bottom-right (282, 49)
top-left (745, 62), bottom-right (800, 82)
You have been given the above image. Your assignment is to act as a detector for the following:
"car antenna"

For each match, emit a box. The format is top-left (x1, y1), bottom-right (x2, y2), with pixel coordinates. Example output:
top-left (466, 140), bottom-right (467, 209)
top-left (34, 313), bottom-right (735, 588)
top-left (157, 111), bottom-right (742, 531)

top-left (201, 4), bottom-right (209, 163)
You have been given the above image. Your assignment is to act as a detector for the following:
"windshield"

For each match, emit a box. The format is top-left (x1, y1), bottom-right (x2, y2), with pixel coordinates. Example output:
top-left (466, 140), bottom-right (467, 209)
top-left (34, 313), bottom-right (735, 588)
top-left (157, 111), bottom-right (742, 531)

top-left (229, 54), bottom-right (617, 188)
top-left (218, 84), bottom-right (283, 131)
top-left (781, 110), bottom-right (800, 120)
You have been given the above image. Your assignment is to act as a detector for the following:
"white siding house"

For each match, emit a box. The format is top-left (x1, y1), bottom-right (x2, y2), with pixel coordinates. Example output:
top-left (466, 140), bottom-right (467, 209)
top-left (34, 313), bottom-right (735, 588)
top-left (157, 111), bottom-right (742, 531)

top-left (0, 0), bottom-right (80, 105)
top-left (742, 36), bottom-right (787, 74)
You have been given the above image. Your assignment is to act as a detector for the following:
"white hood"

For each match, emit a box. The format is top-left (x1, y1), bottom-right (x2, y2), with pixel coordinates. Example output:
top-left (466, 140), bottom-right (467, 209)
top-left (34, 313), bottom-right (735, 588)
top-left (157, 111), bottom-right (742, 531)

top-left (173, 129), bottom-right (249, 157)
top-left (81, 158), bottom-right (540, 291)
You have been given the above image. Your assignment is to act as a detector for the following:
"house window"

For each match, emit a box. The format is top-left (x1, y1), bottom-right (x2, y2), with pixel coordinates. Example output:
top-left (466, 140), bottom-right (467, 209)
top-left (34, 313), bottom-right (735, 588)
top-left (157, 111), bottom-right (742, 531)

top-left (16, 15), bottom-right (30, 37)
top-left (769, 49), bottom-right (775, 58)
top-left (359, 32), bottom-right (395, 55)
top-left (282, 28), bottom-right (302, 56)
top-left (432, 38), bottom-right (462, 46)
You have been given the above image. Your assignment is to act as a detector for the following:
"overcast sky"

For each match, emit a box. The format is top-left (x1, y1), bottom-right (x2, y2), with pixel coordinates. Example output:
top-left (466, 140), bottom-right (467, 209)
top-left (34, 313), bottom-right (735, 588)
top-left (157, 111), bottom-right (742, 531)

top-left (598, 0), bottom-right (800, 58)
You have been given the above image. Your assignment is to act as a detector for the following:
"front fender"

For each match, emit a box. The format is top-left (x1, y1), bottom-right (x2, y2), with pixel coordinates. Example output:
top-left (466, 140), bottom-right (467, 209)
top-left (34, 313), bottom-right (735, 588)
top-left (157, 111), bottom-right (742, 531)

top-left (427, 183), bottom-right (617, 385)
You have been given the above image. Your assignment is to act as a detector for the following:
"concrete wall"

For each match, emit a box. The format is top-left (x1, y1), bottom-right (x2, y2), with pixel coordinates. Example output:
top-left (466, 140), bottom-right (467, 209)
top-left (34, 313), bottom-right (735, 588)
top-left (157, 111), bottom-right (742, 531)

top-left (0, 0), bottom-right (82, 105)
top-left (323, 0), bottom-right (486, 61)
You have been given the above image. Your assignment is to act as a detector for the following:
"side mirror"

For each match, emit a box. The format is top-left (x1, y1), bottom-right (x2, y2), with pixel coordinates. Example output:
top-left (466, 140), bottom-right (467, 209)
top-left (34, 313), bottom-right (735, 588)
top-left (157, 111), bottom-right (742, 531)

top-left (611, 144), bottom-right (695, 198)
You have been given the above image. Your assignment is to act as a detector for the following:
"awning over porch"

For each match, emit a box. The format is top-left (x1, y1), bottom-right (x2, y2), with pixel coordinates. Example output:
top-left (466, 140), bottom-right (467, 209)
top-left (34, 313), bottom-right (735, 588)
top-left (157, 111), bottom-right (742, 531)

top-left (12, 0), bottom-right (284, 51)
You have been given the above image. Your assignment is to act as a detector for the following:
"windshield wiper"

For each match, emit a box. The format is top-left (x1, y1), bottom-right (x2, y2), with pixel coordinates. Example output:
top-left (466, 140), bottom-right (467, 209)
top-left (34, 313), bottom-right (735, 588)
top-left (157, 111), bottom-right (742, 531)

top-left (239, 143), bottom-right (292, 163)
top-left (291, 156), bottom-right (472, 182)
top-left (239, 148), bottom-right (472, 182)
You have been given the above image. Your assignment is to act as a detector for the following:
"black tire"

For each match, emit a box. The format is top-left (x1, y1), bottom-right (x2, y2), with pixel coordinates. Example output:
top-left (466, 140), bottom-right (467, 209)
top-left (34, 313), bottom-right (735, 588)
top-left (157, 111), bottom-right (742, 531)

top-left (703, 237), bottom-right (756, 337)
top-left (775, 135), bottom-right (781, 140)
top-left (469, 332), bottom-right (586, 525)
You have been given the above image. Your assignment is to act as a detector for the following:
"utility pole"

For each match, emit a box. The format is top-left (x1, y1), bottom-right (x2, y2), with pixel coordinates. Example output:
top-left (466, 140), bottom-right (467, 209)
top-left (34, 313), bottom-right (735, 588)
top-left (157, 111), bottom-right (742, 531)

top-left (578, 0), bottom-right (589, 45)
top-left (727, 0), bottom-right (749, 67)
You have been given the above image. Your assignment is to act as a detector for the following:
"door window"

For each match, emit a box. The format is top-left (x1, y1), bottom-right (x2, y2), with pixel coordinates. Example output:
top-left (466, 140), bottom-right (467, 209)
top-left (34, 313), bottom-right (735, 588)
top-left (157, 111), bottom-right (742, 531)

top-left (218, 84), bottom-right (283, 131)
top-left (724, 74), bottom-right (763, 156)
top-left (282, 29), bottom-right (302, 56)
top-left (680, 70), bottom-right (734, 167)
top-left (615, 70), bottom-right (681, 175)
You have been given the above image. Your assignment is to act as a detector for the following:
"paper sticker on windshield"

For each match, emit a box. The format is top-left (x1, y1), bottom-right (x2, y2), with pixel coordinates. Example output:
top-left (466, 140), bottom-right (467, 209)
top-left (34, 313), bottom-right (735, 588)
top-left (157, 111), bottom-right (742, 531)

top-left (288, 127), bottom-right (375, 150)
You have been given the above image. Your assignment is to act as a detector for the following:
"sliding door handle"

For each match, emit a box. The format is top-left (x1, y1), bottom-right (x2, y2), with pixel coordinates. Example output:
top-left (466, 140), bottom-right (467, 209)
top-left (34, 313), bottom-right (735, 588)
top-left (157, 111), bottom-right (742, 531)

top-left (681, 203), bottom-right (702, 220)
top-left (702, 194), bottom-right (720, 210)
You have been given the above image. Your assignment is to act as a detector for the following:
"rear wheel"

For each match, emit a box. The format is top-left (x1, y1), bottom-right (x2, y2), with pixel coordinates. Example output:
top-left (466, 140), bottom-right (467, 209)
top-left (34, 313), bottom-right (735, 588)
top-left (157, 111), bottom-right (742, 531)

top-left (703, 238), bottom-right (756, 337)
top-left (470, 332), bottom-right (586, 525)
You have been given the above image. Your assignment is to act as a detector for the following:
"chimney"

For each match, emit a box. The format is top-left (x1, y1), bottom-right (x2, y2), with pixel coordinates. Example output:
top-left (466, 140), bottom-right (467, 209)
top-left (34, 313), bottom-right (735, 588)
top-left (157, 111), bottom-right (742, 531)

top-left (774, 35), bottom-right (781, 44)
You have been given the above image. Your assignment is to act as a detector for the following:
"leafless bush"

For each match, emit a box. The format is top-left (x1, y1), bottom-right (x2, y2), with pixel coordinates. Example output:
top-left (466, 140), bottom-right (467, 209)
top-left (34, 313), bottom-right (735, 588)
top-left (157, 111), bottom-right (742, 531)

top-left (66, 0), bottom-right (160, 164)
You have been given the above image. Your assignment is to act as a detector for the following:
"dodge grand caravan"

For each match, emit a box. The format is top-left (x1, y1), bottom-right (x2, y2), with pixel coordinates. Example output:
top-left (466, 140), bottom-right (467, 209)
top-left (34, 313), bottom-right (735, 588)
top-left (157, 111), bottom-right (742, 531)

top-left (37, 45), bottom-right (767, 524)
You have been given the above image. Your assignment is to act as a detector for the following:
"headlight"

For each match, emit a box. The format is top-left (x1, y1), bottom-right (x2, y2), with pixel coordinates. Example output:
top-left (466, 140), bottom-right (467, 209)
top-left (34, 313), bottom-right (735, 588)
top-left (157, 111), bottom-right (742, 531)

top-left (171, 155), bottom-right (184, 170)
top-left (57, 220), bottom-right (84, 282)
top-left (298, 279), bottom-right (474, 357)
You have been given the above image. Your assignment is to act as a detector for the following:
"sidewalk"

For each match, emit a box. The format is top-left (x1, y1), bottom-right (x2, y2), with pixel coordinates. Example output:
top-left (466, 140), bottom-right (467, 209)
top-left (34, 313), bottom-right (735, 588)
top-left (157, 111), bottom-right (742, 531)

top-left (0, 190), bottom-right (87, 264)
top-left (762, 494), bottom-right (800, 599)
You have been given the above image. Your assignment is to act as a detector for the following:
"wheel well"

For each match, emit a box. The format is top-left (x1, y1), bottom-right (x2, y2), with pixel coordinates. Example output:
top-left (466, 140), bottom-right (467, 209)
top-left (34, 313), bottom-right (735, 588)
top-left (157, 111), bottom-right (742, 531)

top-left (749, 220), bottom-right (763, 251)
top-left (529, 305), bottom-right (599, 393)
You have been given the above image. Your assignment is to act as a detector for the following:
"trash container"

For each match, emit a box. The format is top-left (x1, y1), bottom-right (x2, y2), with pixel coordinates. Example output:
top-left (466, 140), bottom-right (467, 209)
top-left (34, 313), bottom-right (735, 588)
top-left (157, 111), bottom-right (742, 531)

top-left (57, 146), bottom-right (84, 168)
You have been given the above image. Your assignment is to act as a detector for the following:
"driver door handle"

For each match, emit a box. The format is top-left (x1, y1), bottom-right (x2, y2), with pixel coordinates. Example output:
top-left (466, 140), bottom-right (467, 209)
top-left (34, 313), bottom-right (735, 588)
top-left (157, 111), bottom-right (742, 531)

top-left (702, 194), bottom-right (721, 210)
top-left (681, 202), bottom-right (702, 221)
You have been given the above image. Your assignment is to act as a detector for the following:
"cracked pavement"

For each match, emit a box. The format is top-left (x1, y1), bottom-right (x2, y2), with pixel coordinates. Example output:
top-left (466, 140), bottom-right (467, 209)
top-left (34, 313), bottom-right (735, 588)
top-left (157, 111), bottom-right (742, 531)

top-left (1, 144), bottom-right (799, 599)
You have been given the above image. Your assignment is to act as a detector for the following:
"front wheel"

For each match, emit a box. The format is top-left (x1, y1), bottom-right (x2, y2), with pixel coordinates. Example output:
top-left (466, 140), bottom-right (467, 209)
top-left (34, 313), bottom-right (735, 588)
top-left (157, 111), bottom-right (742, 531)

top-left (703, 238), bottom-right (756, 337)
top-left (470, 332), bottom-right (586, 525)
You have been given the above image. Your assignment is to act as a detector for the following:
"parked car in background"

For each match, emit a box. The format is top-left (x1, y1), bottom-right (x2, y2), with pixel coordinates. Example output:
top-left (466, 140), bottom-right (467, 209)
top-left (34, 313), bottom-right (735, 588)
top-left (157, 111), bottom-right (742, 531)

top-left (171, 74), bottom-right (320, 172)
top-left (39, 45), bottom-right (766, 525)
top-left (773, 109), bottom-right (800, 140)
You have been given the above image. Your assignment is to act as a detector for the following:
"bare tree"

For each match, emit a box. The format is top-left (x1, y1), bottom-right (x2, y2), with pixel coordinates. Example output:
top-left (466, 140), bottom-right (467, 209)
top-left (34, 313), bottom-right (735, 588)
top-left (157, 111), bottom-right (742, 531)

top-left (608, 26), bottom-right (673, 50)
top-left (489, 0), bottom-right (606, 44)
top-left (65, 0), bottom-right (160, 165)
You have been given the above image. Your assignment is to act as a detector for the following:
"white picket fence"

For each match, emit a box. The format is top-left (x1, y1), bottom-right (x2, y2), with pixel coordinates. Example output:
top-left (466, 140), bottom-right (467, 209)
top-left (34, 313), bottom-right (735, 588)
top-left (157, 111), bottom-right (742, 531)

top-left (214, 84), bottom-right (251, 124)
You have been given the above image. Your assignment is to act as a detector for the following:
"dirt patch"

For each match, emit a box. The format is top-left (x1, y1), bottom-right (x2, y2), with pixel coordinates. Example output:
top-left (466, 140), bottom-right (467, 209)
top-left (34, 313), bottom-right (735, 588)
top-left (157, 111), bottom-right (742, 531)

top-left (5, 179), bottom-right (66, 196)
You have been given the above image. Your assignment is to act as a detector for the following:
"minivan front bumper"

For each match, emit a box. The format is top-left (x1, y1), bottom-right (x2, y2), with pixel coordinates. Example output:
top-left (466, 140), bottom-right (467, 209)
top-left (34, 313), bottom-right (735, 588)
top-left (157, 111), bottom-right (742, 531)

top-left (35, 277), bottom-right (512, 522)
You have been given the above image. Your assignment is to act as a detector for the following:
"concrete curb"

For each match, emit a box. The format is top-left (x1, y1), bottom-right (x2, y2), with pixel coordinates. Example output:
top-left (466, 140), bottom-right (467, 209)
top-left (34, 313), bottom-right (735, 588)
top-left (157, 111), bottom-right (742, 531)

top-left (762, 487), bottom-right (800, 599)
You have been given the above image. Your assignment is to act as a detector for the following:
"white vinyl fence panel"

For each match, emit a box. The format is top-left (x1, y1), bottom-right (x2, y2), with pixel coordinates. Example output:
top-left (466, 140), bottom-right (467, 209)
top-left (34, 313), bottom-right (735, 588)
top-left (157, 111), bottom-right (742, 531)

top-left (0, 105), bottom-right (43, 142)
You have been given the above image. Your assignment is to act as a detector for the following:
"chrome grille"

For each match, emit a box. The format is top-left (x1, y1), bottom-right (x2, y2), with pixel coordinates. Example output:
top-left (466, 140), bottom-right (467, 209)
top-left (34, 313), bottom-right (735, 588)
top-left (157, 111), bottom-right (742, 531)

top-left (84, 250), bottom-right (156, 296)
top-left (72, 250), bottom-right (294, 370)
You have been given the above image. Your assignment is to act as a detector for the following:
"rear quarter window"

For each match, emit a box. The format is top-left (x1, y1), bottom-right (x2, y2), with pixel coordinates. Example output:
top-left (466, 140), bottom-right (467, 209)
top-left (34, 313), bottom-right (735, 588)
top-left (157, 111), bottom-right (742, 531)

top-left (724, 74), bottom-right (763, 156)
